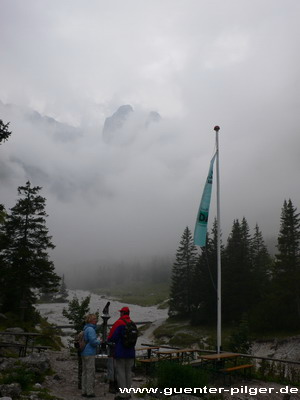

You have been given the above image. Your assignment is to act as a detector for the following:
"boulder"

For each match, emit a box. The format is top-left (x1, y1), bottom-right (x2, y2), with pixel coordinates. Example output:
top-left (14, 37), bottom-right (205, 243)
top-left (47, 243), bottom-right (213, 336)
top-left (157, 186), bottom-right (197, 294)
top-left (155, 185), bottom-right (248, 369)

top-left (21, 353), bottom-right (50, 374)
top-left (0, 383), bottom-right (21, 398)
top-left (0, 358), bottom-right (18, 372)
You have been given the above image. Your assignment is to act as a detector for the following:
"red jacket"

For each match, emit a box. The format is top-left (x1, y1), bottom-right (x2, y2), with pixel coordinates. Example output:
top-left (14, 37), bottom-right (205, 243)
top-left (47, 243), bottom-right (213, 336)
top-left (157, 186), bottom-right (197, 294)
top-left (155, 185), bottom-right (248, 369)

top-left (108, 315), bottom-right (135, 359)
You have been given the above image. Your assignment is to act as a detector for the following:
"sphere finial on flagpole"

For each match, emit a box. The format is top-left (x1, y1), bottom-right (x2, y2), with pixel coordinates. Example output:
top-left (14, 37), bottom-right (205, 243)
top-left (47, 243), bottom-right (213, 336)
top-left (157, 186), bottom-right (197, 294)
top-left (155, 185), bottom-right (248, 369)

top-left (214, 125), bottom-right (220, 132)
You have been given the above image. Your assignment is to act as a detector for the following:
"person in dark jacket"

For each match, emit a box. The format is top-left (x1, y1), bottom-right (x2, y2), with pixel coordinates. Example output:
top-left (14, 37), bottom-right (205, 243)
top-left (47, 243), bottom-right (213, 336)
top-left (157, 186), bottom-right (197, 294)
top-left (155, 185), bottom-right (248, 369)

top-left (108, 306), bottom-right (135, 400)
top-left (81, 314), bottom-right (101, 398)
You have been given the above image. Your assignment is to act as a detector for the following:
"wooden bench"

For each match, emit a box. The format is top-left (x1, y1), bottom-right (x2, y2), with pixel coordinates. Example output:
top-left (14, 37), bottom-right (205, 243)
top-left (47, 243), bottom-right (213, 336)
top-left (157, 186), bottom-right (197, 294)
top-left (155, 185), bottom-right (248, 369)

top-left (186, 359), bottom-right (203, 367)
top-left (220, 363), bottom-right (254, 373)
top-left (0, 342), bottom-right (26, 357)
top-left (137, 358), bottom-right (159, 364)
top-left (0, 342), bottom-right (51, 356)
top-left (137, 355), bottom-right (182, 374)
top-left (136, 346), bottom-right (159, 359)
top-left (31, 345), bottom-right (51, 353)
top-left (220, 363), bottom-right (254, 384)
top-left (136, 357), bottom-right (160, 373)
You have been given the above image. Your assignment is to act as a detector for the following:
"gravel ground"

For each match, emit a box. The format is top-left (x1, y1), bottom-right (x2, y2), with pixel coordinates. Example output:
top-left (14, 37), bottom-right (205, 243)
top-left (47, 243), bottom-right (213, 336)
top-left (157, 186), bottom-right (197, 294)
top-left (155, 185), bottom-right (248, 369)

top-left (42, 349), bottom-right (300, 400)
top-left (43, 349), bottom-right (146, 400)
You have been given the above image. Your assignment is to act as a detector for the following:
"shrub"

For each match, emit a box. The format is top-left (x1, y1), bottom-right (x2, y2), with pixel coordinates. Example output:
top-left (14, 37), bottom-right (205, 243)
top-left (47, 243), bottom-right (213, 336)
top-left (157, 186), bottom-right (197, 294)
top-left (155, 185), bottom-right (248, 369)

top-left (155, 361), bottom-right (209, 392)
top-left (226, 317), bottom-right (252, 354)
top-left (0, 366), bottom-right (39, 390)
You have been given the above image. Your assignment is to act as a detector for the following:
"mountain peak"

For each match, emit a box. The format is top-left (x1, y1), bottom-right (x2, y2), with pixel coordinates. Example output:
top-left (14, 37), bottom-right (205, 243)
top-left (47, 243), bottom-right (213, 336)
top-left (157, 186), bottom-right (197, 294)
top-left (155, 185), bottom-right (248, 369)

top-left (102, 105), bottom-right (134, 143)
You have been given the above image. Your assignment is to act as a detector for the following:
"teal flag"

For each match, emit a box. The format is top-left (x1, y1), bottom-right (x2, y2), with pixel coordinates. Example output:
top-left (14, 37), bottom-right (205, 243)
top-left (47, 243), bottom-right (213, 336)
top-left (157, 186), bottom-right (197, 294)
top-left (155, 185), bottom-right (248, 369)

top-left (194, 153), bottom-right (216, 247)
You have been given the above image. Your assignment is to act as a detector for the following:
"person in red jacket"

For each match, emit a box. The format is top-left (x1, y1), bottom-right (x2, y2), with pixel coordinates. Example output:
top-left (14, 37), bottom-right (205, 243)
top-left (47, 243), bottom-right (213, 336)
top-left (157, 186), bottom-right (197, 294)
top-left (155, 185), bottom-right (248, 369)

top-left (108, 306), bottom-right (135, 400)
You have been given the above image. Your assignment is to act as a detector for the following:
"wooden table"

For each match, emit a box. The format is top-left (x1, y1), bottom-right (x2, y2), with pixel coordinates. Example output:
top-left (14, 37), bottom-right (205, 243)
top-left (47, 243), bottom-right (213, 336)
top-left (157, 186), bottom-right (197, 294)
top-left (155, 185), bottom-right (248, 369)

top-left (136, 346), bottom-right (160, 359)
top-left (156, 348), bottom-right (199, 363)
top-left (197, 352), bottom-right (241, 371)
top-left (0, 331), bottom-right (43, 357)
top-left (199, 352), bottom-right (240, 361)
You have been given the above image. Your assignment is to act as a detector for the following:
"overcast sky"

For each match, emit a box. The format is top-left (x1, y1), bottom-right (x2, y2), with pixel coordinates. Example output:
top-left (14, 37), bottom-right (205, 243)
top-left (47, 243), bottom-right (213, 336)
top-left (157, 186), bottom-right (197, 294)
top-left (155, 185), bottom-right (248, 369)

top-left (1, 0), bottom-right (299, 273)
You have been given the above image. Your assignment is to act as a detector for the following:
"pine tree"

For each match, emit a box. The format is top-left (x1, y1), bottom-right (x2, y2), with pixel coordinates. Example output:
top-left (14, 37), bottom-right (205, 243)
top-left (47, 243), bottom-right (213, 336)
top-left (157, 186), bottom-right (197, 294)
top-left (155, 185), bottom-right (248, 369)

top-left (273, 199), bottom-right (300, 326)
top-left (0, 119), bottom-right (12, 144)
top-left (56, 274), bottom-right (69, 302)
top-left (169, 227), bottom-right (198, 316)
top-left (275, 199), bottom-right (300, 274)
top-left (39, 286), bottom-right (56, 303)
top-left (191, 219), bottom-right (220, 324)
top-left (0, 181), bottom-right (60, 321)
top-left (250, 224), bottom-right (272, 301)
top-left (0, 205), bottom-right (8, 308)
top-left (62, 295), bottom-right (93, 333)
top-left (0, 204), bottom-right (6, 224)
top-left (222, 218), bottom-right (253, 322)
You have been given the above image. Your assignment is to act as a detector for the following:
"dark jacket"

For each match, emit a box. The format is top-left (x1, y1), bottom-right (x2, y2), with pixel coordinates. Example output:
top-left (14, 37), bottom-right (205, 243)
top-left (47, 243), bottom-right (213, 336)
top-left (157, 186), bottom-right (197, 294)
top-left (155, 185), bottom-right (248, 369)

top-left (108, 315), bottom-right (135, 359)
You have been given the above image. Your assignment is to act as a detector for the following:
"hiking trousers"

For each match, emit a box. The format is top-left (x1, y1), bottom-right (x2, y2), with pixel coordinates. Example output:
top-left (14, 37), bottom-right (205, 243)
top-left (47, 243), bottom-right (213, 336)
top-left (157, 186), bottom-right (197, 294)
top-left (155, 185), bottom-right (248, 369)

top-left (81, 355), bottom-right (96, 396)
top-left (107, 356), bottom-right (116, 381)
top-left (115, 358), bottom-right (134, 398)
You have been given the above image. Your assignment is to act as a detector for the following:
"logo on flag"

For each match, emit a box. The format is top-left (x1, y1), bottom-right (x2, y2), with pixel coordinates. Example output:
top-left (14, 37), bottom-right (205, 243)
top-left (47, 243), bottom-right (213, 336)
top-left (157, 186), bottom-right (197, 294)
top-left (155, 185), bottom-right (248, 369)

top-left (194, 153), bottom-right (216, 247)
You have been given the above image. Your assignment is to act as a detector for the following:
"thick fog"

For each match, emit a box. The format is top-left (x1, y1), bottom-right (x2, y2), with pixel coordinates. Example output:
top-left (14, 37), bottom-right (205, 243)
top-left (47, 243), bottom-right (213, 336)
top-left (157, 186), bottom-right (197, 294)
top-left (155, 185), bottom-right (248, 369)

top-left (1, 1), bottom-right (299, 279)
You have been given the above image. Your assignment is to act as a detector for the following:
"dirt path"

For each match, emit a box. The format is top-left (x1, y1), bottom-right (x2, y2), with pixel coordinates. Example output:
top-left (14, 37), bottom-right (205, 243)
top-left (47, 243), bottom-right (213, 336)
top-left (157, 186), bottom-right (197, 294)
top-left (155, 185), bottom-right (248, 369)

top-left (42, 349), bottom-right (300, 400)
top-left (43, 350), bottom-right (145, 400)
top-left (41, 310), bottom-right (168, 400)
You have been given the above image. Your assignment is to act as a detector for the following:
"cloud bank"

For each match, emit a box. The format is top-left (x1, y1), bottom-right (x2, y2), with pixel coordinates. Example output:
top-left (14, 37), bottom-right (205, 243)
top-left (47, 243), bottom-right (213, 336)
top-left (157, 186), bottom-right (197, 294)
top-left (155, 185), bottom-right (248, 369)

top-left (0, 0), bottom-right (299, 274)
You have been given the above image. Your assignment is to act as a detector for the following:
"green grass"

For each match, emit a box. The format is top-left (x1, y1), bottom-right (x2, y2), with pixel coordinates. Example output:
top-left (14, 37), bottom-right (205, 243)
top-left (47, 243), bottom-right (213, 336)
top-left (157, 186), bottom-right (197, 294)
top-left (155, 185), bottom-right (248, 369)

top-left (153, 318), bottom-right (240, 349)
top-left (0, 365), bottom-right (48, 391)
top-left (93, 282), bottom-right (170, 307)
top-left (155, 361), bottom-right (210, 391)
top-left (30, 388), bottom-right (59, 400)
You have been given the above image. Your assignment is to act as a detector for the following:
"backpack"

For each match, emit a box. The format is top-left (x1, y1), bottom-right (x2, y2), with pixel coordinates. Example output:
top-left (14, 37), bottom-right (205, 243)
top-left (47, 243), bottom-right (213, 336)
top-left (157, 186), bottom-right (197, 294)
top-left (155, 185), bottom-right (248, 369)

top-left (122, 320), bottom-right (138, 348)
top-left (74, 331), bottom-right (87, 351)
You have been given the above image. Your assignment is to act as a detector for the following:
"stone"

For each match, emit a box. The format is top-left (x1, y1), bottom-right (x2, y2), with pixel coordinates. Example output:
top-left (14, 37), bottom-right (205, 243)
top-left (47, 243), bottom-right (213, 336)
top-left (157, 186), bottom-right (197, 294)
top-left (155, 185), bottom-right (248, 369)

top-left (0, 358), bottom-right (18, 371)
top-left (21, 353), bottom-right (50, 373)
top-left (0, 383), bottom-right (22, 398)
top-left (33, 383), bottom-right (42, 389)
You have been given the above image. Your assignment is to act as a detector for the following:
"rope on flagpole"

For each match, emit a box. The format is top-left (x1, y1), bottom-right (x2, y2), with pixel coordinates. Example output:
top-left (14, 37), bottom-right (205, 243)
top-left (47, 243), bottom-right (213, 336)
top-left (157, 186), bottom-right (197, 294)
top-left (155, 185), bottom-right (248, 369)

top-left (214, 125), bottom-right (222, 354)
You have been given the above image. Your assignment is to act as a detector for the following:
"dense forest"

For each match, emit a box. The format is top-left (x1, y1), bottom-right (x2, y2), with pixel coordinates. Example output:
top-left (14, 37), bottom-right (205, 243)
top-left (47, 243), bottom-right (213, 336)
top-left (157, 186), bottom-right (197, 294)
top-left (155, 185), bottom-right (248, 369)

top-left (169, 201), bottom-right (300, 332)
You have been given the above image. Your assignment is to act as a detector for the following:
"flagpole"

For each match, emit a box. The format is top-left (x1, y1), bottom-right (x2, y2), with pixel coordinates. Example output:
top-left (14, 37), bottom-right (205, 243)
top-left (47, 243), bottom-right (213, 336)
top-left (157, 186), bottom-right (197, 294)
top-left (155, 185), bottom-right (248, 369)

top-left (214, 125), bottom-right (221, 354)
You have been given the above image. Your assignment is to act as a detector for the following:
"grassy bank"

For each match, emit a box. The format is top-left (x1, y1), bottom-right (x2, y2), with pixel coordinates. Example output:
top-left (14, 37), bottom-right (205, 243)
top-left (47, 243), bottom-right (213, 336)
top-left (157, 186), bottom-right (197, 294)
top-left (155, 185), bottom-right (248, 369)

top-left (152, 317), bottom-right (300, 351)
top-left (93, 281), bottom-right (169, 307)
top-left (152, 318), bottom-right (233, 349)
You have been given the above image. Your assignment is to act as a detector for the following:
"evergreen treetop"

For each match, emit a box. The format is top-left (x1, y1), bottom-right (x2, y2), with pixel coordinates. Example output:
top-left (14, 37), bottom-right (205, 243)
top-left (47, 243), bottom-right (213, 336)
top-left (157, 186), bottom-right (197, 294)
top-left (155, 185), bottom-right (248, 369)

top-left (0, 119), bottom-right (12, 144)
top-left (169, 226), bottom-right (198, 316)
top-left (0, 181), bottom-right (60, 321)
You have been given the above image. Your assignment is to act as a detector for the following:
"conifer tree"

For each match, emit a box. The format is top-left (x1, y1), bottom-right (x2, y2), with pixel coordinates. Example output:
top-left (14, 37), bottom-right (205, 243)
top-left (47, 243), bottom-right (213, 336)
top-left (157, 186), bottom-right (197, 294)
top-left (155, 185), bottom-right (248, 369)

top-left (56, 274), bottom-right (69, 302)
top-left (275, 199), bottom-right (300, 275)
top-left (169, 227), bottom-right (198, 316)
top-left (273, 199), bottom-right (300, 326)
top-left (0, 119), bottom-right (12, 144)
top-left (250, 224), bottom-right (272, 301)
top-left (62, 295), bottom-right (93, 333)
top-left (0, 181), bottom-right (60, 320)
top-left (222, 218), bottom-right (252, 322)
top-left (192, 219), bottom-right (220, 324)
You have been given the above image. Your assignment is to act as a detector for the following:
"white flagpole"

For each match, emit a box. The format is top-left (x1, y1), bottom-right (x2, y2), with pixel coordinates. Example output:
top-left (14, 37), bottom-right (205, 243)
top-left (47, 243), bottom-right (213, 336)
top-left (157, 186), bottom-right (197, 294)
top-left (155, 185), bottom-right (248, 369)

top-left (214, 125), bottom-right (221, 353)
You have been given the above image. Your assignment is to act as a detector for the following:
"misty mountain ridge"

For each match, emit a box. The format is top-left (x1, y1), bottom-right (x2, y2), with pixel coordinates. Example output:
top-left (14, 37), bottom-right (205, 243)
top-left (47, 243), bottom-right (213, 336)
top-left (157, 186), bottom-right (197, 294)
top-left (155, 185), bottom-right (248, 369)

top-left (0, 100), bottom-right (82, 143)
top-left (0, 100), bottom-right (112, 202)
top-left (102, 104), bottom-right (161, 144)
top-left (0, 100), bottom-right (163, 203)
top-left (103, 104), bottom-right (134, 143)
top-left (1, 100), bottom-right (162, 146)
